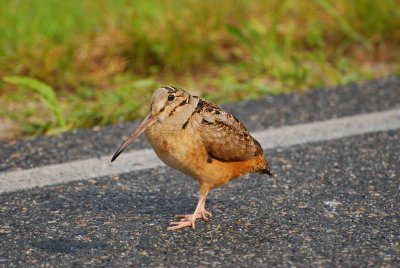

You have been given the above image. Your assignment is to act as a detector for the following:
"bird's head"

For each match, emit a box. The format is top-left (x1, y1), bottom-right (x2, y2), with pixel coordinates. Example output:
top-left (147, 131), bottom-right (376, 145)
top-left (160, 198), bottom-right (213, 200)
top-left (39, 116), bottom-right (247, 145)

top-left (111, 86), bottom-right (190, 162)
top-left (149, 86), bottom-right (190, 121)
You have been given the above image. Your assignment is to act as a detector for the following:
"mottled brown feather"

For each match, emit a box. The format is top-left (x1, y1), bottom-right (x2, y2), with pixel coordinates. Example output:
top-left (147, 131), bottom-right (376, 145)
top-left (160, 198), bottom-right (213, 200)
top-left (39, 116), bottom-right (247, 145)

top-left (194, 98), bottom-right (264, 162)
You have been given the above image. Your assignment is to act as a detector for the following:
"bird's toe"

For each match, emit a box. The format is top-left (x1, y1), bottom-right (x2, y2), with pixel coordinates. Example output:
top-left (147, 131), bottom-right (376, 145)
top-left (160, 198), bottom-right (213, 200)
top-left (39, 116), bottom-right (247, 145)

top-left (167, 220), bottom-right (194, 230)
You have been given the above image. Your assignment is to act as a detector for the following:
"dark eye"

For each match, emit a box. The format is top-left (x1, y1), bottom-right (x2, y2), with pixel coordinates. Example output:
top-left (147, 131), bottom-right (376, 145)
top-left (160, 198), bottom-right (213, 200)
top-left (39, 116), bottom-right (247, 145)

top-left (168, 94), bottom-right (175, 101)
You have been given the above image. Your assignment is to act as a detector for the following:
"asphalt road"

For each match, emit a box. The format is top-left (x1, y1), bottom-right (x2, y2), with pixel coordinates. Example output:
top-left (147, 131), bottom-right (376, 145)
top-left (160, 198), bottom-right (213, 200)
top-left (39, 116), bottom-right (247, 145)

top-left (1, 78), bottom-right (399, 267)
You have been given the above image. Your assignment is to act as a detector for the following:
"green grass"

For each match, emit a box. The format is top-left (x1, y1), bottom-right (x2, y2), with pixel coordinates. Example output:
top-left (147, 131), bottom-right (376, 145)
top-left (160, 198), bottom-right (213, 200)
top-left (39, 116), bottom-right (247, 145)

top-left (0, 0), bottom-right (399, 139)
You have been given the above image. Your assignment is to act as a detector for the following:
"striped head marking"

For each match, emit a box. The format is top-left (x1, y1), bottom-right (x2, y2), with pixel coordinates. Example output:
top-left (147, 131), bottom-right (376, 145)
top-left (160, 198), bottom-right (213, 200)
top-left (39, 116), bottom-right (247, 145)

top-left (150, 86), bottom-right (191, 121)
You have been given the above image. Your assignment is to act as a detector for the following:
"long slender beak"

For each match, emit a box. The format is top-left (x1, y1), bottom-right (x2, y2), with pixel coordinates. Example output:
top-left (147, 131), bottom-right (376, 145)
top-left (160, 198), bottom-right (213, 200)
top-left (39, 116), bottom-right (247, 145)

top-left (111, 114), bottom-right (158, 162)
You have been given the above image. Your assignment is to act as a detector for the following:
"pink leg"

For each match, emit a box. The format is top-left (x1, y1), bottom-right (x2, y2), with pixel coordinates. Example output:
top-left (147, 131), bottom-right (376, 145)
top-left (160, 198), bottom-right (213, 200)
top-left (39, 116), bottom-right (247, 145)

top-left (168, 192), bottom-right (211, 230)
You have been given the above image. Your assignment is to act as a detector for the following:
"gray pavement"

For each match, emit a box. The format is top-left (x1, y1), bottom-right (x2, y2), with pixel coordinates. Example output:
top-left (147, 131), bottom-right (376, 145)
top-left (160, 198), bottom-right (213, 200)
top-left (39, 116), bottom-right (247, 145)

top-left (0, 78), bottom-right (399, 267)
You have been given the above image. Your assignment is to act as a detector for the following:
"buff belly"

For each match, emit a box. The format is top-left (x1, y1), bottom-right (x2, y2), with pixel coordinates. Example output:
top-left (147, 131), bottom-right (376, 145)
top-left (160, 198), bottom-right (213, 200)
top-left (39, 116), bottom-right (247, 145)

top-left (145, 126), bottom-right (207, 179)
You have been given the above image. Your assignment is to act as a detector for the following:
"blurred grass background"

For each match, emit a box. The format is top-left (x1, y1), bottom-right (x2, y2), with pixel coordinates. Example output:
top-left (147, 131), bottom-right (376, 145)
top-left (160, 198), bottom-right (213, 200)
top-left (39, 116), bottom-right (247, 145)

top-left (0, 0), bottom-right (399, 140)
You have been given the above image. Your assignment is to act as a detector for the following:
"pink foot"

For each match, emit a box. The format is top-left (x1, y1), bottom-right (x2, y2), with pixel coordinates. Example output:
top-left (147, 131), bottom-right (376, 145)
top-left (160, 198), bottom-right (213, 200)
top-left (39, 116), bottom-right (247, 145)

top-left (167, 219), bottom-right (194, 230)
top-left (168, 209), bottom-right (212, 230)
top-left (176, 208), bottom-right (212, 222)
top-left (167, 194), bottom-right (210, 231)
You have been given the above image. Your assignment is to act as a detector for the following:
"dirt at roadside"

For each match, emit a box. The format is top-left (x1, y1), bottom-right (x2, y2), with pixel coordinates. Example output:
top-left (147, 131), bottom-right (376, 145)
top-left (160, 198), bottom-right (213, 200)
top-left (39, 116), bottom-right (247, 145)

top-left (0, 118), bottom-right (20, 141)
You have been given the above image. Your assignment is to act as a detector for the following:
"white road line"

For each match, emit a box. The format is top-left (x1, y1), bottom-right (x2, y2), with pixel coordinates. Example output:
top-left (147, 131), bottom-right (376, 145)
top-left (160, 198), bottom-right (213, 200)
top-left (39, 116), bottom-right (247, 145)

top-left (1, 108), bottom-right (400, 194)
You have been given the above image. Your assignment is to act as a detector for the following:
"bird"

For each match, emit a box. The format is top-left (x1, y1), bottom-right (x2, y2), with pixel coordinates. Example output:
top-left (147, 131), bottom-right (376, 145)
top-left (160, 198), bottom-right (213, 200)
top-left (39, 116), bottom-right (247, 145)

top-left (111, 86), bottom-right (273, 230)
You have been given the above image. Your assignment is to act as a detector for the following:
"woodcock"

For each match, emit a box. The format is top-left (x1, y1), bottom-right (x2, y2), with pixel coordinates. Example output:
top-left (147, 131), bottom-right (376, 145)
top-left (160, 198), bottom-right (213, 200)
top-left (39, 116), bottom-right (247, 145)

top-left (111, 86), bottom-right (272, 230)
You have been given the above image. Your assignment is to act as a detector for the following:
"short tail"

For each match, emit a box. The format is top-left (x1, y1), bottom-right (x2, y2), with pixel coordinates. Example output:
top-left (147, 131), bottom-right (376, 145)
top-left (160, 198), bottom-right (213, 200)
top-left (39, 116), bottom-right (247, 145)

top-left (252, 155), bottom-right (274, 177)
top-left (260, 167), bottom-right (274, 177)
